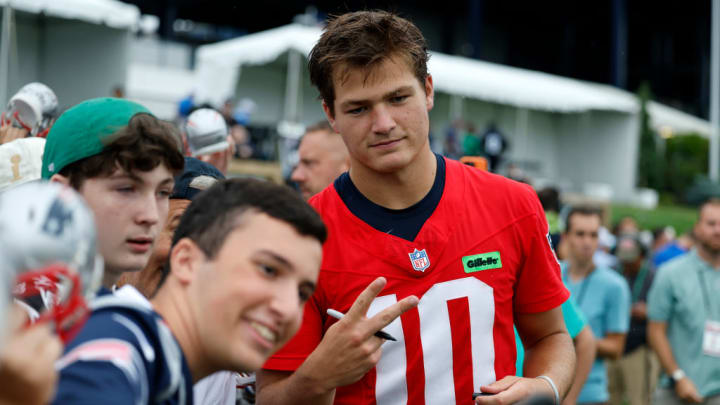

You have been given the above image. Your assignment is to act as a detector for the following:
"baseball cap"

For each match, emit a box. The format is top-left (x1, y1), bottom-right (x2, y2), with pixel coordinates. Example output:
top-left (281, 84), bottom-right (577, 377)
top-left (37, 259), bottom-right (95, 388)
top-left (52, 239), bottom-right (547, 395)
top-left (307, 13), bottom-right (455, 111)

top-left (41, 97), bottom-right (151, 179)
top-left (0, 137), bottom-right (46, 191)
top-left (171, 157), bottom-right (225, 201)
top-left (185, 108), bottom-right (229, 157)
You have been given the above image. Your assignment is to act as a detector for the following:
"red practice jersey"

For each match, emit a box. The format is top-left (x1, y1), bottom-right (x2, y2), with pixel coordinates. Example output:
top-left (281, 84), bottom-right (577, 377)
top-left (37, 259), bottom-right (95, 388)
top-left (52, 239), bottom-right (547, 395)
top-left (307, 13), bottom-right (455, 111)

top-left (264, 158), bottom-right (568, 405)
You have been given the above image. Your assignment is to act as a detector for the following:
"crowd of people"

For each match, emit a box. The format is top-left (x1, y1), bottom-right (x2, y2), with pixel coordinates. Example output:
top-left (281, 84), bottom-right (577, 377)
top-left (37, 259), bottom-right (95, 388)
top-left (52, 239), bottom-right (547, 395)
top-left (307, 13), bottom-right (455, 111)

top-left (0, 9), bottom-right (718, 405)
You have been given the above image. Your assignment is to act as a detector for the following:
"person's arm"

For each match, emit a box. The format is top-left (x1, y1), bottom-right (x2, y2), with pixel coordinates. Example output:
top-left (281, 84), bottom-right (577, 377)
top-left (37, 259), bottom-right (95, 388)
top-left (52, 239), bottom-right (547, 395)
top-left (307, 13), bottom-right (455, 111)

top-left (0, 124), bottom-right (28, 144)
top-left (0, 307), bottom-right (63, 405)
top-left (256, 368), bottom-right (334, 405)
top-left (646, 265), bottom-right (703, 403)
top-left (256, 277), bottom-right (418, 405)
top-left (630, 302), bottom-right (648, 319)
top-left (563, 326), bottom-right (596, 405)
top-left (595, 332), bottom-right (626, 360)
top-left (476, 306), bottom-right (575, 404)
top-left (647, 321), bottom-right (703, 403)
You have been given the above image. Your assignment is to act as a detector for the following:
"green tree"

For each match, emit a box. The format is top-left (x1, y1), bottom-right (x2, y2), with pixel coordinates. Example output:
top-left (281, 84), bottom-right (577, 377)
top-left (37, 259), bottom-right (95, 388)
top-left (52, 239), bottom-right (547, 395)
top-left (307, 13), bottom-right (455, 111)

top-left (664, 134), bottom-right (708, 201)
top-left (636, 83), bottom-right (664, 191)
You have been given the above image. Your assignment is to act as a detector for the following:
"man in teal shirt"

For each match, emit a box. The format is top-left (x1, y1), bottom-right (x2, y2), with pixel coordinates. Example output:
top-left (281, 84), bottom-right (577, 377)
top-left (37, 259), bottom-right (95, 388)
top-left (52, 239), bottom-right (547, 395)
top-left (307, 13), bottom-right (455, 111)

top-left (648, 198), bottom-right (720, 405)
top-left (561, 206), bottom-right (631, 404)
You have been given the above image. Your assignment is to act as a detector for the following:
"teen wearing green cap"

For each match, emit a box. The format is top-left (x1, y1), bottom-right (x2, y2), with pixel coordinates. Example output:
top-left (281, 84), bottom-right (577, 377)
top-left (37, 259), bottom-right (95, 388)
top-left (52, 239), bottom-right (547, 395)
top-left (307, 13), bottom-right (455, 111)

top-left (44, 97), bottom-right (184, 289)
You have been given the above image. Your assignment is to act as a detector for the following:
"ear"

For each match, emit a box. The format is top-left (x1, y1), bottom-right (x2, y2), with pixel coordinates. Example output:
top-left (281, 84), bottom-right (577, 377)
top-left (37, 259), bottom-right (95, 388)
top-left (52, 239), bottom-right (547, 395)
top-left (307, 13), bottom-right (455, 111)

top-left (168, 238), bottom-right (206, 285)
top-left (50, 173), bottom-right (70, 186)
top-left (425, 74), bottom-right (435, 111)
top-left (322, 101), bottom-right (339, 134)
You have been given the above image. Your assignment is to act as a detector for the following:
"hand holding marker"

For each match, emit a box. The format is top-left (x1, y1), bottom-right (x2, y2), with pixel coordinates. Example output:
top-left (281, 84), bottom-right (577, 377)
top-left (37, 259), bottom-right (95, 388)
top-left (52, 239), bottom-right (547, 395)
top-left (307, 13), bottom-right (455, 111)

top-left (326, 309), bottom-right (397, 341)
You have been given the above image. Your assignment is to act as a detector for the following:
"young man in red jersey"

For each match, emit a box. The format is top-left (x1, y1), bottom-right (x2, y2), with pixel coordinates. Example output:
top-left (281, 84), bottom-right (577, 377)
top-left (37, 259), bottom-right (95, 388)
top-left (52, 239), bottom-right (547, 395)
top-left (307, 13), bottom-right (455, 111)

top-left (257, 10), bottom-right (575, 405)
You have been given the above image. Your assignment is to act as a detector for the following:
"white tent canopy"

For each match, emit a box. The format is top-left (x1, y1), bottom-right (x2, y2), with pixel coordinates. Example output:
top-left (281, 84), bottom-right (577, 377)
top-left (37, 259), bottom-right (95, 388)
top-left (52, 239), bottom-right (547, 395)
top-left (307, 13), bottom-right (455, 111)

top-left (195, 23), bottom-right (711, 136)
top-left (429, 52), bottom-right (637, 114)
top-left (1, 0), bottom-right (139, 109)
top-left (0, 0), bottom-right (140, 29)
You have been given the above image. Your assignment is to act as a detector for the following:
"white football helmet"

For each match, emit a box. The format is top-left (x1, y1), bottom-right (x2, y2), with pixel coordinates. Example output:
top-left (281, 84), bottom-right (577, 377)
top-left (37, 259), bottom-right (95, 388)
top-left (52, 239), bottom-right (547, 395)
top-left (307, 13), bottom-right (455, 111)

top-left (0, 181), bottom-right (103, 342)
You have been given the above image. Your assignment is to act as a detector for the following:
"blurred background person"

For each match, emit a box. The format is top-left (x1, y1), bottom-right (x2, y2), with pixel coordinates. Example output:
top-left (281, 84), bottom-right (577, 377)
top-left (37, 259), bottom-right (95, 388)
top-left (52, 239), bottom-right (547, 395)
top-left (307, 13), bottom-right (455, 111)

top-left (443, 119), bottom-right (464, 160)
top-left (479, 122), bottom-right (508, 173)
top-left (290, 120), bottom-right (349, 201)
top-left (228, 98), bottom-right (257, 159)
top-left (0, 136), bottom-right (45, 192)
top-left (538, 187), bottom-right (563, 252)
top-left (608, 234), bottom-right (659, 405)
top-left (652, 231), bottom-right (695, 269)
top-left (651, 227), bottom-right (675, 259)
top-left (594, 225), bottom-right (619, 269)
top-left (615, 216), bottom-right (640, 236)
top-left (648, 199), bottom-right (720, 405)
top-left (0, 82), bottom-right (58, 144)
top-left (185, 107), bottom-right (235, 175)
top-left (561, 206), bottom-right (631, 404)
top-left (461, 122), bottom-right (482, 157)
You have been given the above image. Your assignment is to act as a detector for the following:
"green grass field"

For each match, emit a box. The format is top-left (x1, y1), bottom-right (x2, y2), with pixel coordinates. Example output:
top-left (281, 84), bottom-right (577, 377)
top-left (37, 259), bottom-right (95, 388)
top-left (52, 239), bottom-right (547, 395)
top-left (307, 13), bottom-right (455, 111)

top-left (610, 203), bottom-right (697, 234)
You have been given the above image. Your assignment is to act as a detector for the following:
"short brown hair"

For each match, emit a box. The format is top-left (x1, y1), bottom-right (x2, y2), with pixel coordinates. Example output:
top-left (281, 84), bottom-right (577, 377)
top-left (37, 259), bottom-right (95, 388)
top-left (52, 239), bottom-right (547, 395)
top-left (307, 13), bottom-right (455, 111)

top-left (565, 206), bottom-right (602, 233)
top-left (305, 120), bottom-right (333, 134)
top-left (59, 113), bottom-right (184, 189)
top-left (308, 10), bottom-right (430, 115)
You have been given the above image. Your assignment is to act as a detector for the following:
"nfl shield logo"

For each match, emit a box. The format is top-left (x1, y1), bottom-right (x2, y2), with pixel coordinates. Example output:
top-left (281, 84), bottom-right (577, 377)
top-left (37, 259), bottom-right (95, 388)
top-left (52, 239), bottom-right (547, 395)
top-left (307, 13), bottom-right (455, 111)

top-left (408, 248), bottom-right (430, 272)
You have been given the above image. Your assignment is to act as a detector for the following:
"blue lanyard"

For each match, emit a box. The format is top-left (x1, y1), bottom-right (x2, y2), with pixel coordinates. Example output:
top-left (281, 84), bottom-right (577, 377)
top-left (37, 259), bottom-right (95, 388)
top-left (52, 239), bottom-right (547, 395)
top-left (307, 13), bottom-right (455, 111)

top-left (564, 267), bottom-right (595, 307)
top-left (696, 269), bottom-right (717, 319)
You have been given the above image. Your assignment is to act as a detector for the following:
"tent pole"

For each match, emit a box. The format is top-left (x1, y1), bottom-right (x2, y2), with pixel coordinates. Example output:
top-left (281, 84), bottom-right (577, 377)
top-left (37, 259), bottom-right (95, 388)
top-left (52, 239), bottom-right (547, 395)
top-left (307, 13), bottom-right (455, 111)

top-left (0, 5), bottom-right (13, 107)
top-left (449, 94), bottom-right (463, 121)
top-left (711, 0), bottom-right (720, 181)
top-left (284, 49), bottom-right (301, 122)
top-left (515, 107), bottom-right (529, 171)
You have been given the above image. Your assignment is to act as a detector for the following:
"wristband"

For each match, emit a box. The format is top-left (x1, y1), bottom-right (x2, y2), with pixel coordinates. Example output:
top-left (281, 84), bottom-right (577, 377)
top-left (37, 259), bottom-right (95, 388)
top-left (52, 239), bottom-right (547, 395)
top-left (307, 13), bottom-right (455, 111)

top-left (671, 369), bottom-right (686, 382)
top-left (536, 375), bottom-right (560, 405)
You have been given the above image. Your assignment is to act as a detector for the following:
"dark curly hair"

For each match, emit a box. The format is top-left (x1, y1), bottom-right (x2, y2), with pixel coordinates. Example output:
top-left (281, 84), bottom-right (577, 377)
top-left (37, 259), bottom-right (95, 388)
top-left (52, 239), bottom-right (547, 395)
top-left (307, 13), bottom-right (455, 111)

top-left (59, 113), bottom-right (184, 189)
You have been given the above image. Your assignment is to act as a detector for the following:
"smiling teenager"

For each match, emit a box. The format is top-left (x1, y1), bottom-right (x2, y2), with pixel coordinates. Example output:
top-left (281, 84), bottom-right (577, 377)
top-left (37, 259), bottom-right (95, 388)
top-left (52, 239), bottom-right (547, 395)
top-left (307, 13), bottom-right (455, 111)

top-left (52, 178), bottom-right (327, 404)
top-left (42, 97), bottom-right (185, 290)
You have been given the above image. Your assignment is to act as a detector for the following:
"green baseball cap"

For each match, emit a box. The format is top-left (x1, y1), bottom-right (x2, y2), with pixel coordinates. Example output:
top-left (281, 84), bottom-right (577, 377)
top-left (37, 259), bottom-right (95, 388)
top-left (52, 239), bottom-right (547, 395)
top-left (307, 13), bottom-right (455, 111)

top-left (41, 97), bottom-right (152, 179)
